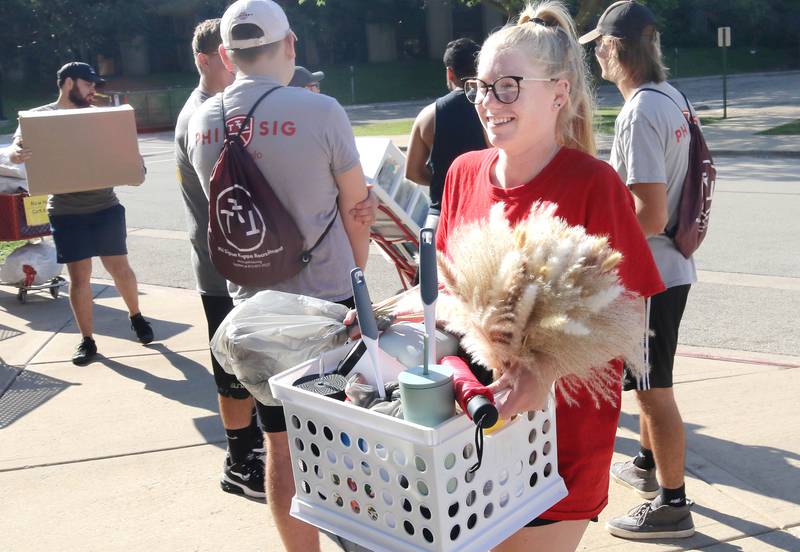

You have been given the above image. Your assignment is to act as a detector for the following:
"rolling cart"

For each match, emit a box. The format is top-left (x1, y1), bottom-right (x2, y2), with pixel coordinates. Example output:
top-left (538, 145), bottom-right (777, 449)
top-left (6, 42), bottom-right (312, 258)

top-left (0, 191), bottom-right (67, 303)
top-left (357, 138), bottom-right (429, 290)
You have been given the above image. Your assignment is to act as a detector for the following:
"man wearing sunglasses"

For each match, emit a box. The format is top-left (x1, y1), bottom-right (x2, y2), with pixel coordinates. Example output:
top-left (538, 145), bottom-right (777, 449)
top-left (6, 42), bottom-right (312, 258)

top-left (405, 38), bottom-right (488, 232)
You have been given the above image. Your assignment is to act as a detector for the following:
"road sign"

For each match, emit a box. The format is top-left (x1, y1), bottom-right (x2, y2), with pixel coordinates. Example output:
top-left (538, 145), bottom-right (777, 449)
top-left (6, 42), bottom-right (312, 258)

top-left (718, 27), bottom-right (731, 48)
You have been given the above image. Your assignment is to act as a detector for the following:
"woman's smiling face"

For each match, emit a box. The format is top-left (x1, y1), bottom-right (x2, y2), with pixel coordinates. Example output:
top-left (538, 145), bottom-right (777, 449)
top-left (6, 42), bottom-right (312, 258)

top-left (475, 47), bottom-right (562, 156)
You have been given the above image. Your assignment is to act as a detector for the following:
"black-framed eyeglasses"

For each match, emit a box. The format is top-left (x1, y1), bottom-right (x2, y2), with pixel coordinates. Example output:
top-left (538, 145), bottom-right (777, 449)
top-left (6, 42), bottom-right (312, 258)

top-left (462, 75), bottom-right (558, 105)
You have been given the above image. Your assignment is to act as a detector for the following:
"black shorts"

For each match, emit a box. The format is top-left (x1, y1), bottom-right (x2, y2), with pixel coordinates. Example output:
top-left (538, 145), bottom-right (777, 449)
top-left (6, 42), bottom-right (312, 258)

top-left (623, 284), bottom-right (691, 391)
top-left (201, 294), bottom-right (250, 400)
top-left (49, 204), bottom-right (127, 264)
top-left (256, 295), bottom-right (355, 433)
top-left (525, 516), bottom-right (598, 527)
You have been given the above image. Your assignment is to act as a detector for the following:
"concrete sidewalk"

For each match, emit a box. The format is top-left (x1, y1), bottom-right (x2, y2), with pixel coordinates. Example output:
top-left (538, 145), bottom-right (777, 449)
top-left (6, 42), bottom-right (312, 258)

top-left (2, 281), bottom-right (799, 551)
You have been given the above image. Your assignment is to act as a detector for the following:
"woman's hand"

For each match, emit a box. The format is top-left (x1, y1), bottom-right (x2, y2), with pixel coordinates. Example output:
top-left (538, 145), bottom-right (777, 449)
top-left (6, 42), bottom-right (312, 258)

top-left (487, 362), bottom-right (555, 419)
top-left (343, 309), bottom-right (361, 339)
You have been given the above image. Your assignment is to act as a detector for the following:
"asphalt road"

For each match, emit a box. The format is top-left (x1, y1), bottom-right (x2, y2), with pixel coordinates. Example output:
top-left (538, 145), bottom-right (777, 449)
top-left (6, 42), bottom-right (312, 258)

top-left (95, 134), bottom-right (800, 358)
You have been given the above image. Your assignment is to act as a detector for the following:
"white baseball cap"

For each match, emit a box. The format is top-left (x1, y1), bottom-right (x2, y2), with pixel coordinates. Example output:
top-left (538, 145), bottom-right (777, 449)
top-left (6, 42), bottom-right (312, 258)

top-left (221, 0), bottom-right (291, 50)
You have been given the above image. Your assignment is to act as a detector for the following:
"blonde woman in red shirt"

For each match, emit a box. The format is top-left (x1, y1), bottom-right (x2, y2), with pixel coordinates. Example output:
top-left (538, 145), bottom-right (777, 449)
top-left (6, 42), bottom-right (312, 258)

top-left (436, 2), bottom-right (664, 550)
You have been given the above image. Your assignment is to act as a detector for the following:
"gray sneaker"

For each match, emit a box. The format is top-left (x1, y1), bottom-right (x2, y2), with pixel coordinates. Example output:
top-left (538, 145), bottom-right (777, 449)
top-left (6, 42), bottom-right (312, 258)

top-left (606, 496), bottom-right (695, 540)
top-left (610, 458), bottom-right (660, 499)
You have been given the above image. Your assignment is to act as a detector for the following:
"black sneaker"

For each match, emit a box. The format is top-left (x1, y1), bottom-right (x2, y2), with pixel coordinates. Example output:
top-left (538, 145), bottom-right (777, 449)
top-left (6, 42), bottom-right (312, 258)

top-left (606, 495), bottom-right (695, 539)
top-left (251, 430), bottom-right (265, 457)
top-left (130, 313), bottom-right (154, 344)
top-left (221, 452), bottom-right (266, 500)
top-left (72, 337), bottom-right (98, 366)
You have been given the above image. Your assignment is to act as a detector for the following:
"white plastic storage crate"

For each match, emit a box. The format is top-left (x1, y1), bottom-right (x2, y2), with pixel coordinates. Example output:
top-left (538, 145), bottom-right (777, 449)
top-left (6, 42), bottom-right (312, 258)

top-left (270, 346), bottom-right (567, 552)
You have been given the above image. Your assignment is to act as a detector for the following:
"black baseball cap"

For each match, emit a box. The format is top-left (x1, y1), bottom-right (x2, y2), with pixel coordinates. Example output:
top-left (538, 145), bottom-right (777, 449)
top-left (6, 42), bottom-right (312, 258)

top-left (57, 62), bottom-right (106, 87)
top-left (289, 66), bottom-right (324, 88)
top-left (578, 1), bottom-right (657, 44)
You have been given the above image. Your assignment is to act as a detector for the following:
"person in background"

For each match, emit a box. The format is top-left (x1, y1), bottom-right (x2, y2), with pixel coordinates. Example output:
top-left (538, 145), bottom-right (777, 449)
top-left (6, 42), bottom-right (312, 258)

top-left (580, 0), bottom-right (697, 539)
top-left (405, 38), bottom-right (488, 232)
top-left (9, 62), bottom-right (154, 365)
top-left (436, 2), bottom-right (664, 550)
top-left (289, 65), bottom-right (324, 92)
top-left (174, 18), bottom-right (266, 500)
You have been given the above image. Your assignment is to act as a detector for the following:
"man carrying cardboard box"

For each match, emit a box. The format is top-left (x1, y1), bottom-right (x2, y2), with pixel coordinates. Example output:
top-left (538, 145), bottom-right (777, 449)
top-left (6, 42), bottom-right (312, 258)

top-left (9, 62), bottom-right (154, 365)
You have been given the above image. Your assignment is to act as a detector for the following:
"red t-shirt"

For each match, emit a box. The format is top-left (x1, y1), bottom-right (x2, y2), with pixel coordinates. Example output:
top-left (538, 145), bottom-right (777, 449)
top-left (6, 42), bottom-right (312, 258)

top-left (437, 147), bottom-right (664, 520)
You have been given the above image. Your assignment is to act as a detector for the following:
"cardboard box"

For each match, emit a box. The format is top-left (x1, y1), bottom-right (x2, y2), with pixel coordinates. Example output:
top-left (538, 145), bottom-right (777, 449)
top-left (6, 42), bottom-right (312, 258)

top-left (19, 105), bottom-right (145, 196)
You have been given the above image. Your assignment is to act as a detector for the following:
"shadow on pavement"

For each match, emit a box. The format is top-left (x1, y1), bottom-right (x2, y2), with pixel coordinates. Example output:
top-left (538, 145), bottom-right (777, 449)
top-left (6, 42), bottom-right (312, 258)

top-left (619, 411), bottom-right (800, 507)
top-left (692, 503), bottom-right (800, 552)
top-left (95, 343), bottom-right (225, 447)
top-left (0, 365), bottom-right (78, 429)
top-left (0, 323), bottom-right (23, 342)
top-left (617, 411), bottom-right (800, 550)
top-left (1, 284), bottom-right (192, 342)
top-left (86, 302), bottom-right (191, 342)
top-left (0, 283), bottom-right (82, 331)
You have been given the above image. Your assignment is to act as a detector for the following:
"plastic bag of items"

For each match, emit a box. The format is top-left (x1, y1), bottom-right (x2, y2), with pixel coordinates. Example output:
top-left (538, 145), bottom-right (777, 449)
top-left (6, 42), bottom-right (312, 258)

top-left (0, 241), bottom-right (62, 285)
top-left (211, 290), bottom-right (352, 406)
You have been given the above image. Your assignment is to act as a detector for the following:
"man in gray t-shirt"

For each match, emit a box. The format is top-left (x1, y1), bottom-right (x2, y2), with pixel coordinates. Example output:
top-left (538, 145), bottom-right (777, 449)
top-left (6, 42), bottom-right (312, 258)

top-left (9, 62), bottom-right (153, 366)
top-left (582, 1), bottom-right (696, 539)
top-left (187, 2), bottom-right (371, 549)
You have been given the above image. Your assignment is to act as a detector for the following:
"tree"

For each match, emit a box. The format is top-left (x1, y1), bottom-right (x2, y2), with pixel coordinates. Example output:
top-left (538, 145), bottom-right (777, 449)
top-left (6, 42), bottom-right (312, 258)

top-left (453, 0), bottom-right (679, 32)
top-left (2, 0), bottom-right (156, 80)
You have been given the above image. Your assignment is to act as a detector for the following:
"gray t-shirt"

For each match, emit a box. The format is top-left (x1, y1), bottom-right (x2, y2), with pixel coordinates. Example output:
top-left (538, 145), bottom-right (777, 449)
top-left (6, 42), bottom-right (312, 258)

top-left (175, 87), bottom-right (229, 296)
top-left (15, 103), bottom-right (119, 216)
top-left (610, 81), bottom-right (697, 289)
top-left (187, 75), bottom-right (360, 304)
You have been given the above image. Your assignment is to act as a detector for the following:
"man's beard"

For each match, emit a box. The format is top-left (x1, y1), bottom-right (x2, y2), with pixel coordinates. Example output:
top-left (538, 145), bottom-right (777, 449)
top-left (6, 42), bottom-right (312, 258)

top-left (69, 87), bottom-right (92, 107)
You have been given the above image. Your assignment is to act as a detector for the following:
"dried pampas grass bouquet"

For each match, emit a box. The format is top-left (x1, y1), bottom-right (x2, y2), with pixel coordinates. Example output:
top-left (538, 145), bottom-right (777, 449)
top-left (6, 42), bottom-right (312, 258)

top-left (437, 202), bottom-right (647, 406)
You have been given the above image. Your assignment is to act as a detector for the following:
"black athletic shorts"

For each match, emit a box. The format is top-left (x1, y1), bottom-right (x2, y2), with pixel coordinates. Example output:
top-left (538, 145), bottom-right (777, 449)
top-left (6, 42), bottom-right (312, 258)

top-left (201, 294), bottom-right (250, 399)
top-left (525, 516), bottom-right (598, 527)
top-left (49, 204), bottom-right (127, 264)
top-left (256, 295), bottom-right (356, 433)
top-left (623, 284), bottom-right (691, 391)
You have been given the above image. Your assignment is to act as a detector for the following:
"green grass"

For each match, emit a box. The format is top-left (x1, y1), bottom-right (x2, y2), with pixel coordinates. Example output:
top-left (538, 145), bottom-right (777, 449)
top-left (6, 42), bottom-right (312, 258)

top-left (349, 108), bottom-right (723, 138)
top-left (756, 120), bottom-right (800, 135)
top-left (595, 107), bottom-right (620, 135)
top-left (0, 84), bottom-right (53, 136)
top-left (661, 47), bottom-right (798, 80)
top-left (352, 119), bottom-right (414, 137)
top-left (594, 107), bottom-right (722, 135)
top-left (318, 60), bottom-right (445, 105)
top-left (0, 240), bottom-right (26, 265)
